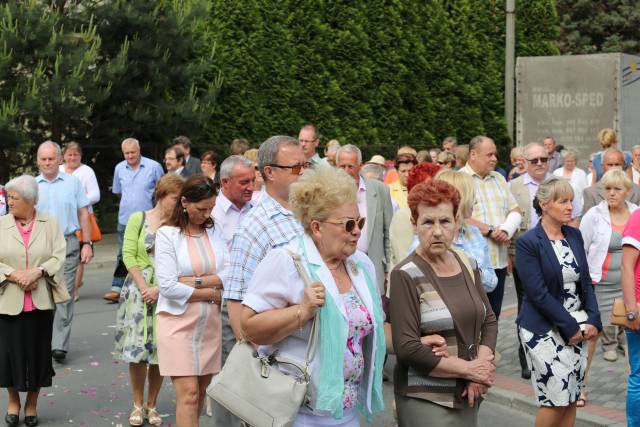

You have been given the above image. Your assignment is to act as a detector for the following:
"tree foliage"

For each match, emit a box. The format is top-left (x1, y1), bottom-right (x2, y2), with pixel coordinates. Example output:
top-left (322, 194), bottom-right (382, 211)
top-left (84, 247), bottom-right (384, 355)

top-left (557, 0), bottom-right (640, 54)
top-left (0, 0), bottom-right (220, 181)
top-left (209, 0), bottom-right (559, 159)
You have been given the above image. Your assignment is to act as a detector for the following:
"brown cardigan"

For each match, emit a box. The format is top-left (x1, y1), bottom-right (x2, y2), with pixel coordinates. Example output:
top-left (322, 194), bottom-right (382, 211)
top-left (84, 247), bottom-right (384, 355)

top-left (389, 250), bottom-right (498, 408)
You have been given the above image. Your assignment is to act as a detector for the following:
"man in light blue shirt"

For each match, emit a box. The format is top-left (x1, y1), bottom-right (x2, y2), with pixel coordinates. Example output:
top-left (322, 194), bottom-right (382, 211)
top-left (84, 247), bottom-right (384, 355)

top-left (36, 141), bottom-right (93, 362)
top-left (105, 138), bottom-right (164, 302)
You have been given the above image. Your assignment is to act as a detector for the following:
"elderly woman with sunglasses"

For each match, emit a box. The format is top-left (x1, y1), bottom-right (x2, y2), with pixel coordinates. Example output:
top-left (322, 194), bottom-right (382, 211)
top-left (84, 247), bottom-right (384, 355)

top-left (240, 166), bottom-right (385, 426)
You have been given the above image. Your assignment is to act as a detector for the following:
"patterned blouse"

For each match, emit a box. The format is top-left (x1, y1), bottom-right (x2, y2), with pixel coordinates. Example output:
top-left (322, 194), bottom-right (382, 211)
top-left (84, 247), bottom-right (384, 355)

top-left (342, 288), bottom-right (373, 409)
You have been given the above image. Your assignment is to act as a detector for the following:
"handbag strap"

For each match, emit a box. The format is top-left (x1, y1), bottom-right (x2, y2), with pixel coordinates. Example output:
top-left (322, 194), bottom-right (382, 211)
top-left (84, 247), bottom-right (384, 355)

top-left (285, 249), bottom-right (319, 368)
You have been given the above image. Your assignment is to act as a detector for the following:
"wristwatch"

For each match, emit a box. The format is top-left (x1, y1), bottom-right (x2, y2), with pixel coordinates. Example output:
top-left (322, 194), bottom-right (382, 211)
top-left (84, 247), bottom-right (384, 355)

top-left (194, 277), bottom-right (203, 288)
top-left (81, 241), bottom-right (93, 249)
top-left (627, 311), bottom-right (638, 321)
top-left (485, 225), bottom-right (495, 237)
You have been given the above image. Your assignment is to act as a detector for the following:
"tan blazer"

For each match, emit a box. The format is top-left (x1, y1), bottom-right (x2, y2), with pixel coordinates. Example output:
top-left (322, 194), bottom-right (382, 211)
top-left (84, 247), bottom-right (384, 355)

top-left (0, 212), bottom-right (66, 315)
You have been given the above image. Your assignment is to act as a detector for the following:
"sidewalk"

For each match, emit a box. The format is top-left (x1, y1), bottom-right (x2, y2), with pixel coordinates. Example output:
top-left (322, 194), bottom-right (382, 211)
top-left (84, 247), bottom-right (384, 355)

top-left (490, 303), bottom-right (627, 426)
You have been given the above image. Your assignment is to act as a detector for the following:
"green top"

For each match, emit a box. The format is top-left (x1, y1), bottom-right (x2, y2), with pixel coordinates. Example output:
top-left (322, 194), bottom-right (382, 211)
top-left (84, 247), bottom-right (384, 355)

top-left (122, 211), bottom-right (153, 272)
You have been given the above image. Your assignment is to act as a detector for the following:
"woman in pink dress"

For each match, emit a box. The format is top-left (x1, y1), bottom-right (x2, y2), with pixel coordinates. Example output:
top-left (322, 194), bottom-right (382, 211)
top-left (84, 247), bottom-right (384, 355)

top-left (155, 175), bottom-right (229, 426)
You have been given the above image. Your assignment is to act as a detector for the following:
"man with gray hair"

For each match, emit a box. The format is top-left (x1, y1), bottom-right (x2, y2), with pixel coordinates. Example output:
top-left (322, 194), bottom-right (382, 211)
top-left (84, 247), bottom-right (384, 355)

top-left (105, 138), bottom-right (164, 302)
top-left (336, 144), bottom-right (393, 294)
top-left (218, 136), bottom-right (306, 427)
top-left (35, 141), bottom-right (93, 362)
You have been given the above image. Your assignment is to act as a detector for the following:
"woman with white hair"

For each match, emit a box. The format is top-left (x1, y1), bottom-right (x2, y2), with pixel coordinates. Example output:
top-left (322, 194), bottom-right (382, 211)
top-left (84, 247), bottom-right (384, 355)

top-left (0, 175), bottom-right (67, 427)
top-left (553, 148), bottom-right (588, 211)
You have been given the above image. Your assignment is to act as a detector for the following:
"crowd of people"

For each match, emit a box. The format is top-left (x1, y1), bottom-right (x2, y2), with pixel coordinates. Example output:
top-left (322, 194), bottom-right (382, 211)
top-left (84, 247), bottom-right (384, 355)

top-left (0, 125), bottom-right (640, 427)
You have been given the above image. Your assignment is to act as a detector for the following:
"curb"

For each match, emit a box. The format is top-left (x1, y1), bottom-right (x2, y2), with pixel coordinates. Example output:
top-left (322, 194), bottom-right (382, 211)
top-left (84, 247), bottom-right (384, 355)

top-left (487, 380), bottom-right (626, 427)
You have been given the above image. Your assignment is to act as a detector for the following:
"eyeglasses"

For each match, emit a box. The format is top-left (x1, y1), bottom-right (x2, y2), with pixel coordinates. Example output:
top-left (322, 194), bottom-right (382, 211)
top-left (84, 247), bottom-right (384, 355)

top-left (527, 157), bottom-right (549, 164)
top-left (268, 162), bottom-right (311, 175)
top-left (321, 217), bottom-right (366, 233)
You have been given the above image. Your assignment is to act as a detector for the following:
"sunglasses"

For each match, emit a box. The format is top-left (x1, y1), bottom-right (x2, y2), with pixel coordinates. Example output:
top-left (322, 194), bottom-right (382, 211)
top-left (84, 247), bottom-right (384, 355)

top-left (527, 157), bottom-right (549, 164)
top-left (268, 162), bottom-right (311, 175)
top-left (322, 217), bottom-right (366, 233)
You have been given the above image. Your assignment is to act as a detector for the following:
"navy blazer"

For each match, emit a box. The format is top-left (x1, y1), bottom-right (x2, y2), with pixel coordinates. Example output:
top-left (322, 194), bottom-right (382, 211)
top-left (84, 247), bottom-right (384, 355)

top-left (515, 222), bottom-right (602, 341)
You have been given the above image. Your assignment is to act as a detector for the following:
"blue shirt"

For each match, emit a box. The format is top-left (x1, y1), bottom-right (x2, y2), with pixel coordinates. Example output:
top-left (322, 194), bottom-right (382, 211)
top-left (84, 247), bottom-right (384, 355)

top-left (223, 192), bottom-right (303, 301)
top-left (36, 172), bottom-right (90, 236)
top-left (113, 156), bottom-right (164, 225)
top-left (408, 224), bottom-right (497, 292)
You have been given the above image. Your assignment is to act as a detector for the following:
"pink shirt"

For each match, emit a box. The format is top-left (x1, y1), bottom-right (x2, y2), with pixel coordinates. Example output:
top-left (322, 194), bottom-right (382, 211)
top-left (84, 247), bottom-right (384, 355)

top-left (356, 177), bottom-right (369, 254)
top-left (15, 220), bottom-right (36, 312)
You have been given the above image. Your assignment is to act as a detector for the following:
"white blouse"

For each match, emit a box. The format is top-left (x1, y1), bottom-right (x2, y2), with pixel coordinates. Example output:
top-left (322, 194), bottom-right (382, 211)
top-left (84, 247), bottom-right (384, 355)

top-left (155, 225), bottom-right (229, 315)
top-left (60, 164), bottom-right (100, 212)
top-left (242, 234), bottom-right (381, 420)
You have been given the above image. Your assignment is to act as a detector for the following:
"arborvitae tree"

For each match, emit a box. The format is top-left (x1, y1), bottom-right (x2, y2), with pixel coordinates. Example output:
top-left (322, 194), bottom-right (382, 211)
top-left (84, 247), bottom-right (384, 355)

top-left (208, 0), bottom-right (560, 157)
top-left (557, 0), bottom-right (640, 55)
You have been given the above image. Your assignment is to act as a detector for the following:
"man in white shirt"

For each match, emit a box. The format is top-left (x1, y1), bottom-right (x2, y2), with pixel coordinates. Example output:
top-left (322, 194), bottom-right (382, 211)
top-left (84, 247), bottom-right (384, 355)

top-left (212, 155), bottom-right (256, 246)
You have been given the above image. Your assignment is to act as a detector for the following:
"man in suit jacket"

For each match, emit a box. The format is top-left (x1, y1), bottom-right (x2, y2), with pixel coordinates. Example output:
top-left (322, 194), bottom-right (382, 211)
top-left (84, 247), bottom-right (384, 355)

top-left (583, 148), bottom-right (640, 214)
top-left (164, 146), bottom-right (190, 177)
top-left (173, 135), bottom-right (201, 176)
top-left (337, 144), bottom-right (393, 294)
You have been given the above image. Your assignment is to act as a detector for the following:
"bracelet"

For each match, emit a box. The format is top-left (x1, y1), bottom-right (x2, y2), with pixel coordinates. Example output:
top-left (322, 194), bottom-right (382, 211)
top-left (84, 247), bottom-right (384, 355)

top-left (296, 306), bottom-right (303, 330)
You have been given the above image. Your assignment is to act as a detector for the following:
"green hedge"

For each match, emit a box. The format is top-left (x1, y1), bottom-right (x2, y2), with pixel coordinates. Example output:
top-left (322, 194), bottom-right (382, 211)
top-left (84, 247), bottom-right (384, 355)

top-left (208, 0), bottom-right (559, 159)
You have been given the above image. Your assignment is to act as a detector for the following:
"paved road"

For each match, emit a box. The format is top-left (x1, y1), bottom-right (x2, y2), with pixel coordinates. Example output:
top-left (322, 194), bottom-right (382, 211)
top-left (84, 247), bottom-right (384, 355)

top-left (0, 236), bottom-right (532, 426)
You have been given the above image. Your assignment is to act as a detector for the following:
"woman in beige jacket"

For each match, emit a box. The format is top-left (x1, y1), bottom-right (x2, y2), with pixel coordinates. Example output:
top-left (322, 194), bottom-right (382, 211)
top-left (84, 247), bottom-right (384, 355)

top-left (0, 175), bottom-right (66, 427)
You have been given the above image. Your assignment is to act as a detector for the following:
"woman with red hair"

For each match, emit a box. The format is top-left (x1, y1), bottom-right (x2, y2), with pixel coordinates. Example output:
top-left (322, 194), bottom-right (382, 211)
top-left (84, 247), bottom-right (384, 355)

top-left (389, 163), bottom-right (441, 266)
top-left (390, 180), bottom-right (498, 426)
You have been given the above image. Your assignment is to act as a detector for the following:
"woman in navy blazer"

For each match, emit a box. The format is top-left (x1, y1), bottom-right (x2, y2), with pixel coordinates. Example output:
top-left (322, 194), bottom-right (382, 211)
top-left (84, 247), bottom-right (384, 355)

top-left (515, 177), bottom-right (601, 427)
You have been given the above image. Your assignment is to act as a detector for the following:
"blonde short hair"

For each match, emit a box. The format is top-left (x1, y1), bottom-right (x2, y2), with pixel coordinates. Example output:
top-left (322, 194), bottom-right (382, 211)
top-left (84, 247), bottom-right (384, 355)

top-left (598, 128), bottom-right (617, 149)
top-left (436, 151), bottom-right (456, 164)
top-left (434, 170), bottom-right (474, 219)
top-left (454, 144), bottom-right (469, 164)
top-left (510, 147), bottom-right (524, 162)
top-left (601, 168), bottom-right (632, 191)
top-left (289, 166), bottom-right (357, 234)
top-left (533, 177), bottom-right (574, 217)
top-left (243, 148), bottom-right (258, 163)
top-left (397, 145), bottom-right (417, 156)
top-left (561, 148), bottom-right (578, 162)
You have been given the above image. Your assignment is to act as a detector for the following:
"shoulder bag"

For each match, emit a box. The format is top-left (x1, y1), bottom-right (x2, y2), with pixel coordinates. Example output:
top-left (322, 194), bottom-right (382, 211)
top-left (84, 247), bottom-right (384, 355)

top-left (206, 250), bottom-right (319, 427)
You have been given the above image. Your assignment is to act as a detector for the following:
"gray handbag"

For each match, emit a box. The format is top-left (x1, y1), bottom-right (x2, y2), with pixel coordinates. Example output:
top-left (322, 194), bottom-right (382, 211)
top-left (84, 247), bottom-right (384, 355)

top-left (207, 251), bottom-right (319, 427)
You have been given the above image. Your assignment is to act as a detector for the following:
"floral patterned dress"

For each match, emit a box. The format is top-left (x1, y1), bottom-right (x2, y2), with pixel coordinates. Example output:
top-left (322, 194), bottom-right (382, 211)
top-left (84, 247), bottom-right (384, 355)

top-left (341, 288), bottom-right (373, 409)
top-left (518, 239), bottom-right (587, 407)
top-left (113, 221), bottom-right (158, 364)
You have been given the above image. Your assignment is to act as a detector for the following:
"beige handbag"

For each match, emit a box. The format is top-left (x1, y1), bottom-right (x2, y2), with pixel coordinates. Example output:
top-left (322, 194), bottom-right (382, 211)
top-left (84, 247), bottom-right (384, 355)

top-left (207, 251), bottom-right (319, 427)
top-left (610, 298), bottom-right (640, 328)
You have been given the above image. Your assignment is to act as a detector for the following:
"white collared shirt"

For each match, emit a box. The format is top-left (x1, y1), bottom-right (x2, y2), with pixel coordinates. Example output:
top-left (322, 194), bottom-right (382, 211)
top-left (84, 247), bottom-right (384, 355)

top-left (212, 190), bottom-right (254, 248)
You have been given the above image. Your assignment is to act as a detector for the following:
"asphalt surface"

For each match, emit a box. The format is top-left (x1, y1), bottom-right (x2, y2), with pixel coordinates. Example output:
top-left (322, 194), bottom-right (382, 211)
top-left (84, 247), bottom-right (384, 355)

top-left (0, 235), bottom-right (528, 426)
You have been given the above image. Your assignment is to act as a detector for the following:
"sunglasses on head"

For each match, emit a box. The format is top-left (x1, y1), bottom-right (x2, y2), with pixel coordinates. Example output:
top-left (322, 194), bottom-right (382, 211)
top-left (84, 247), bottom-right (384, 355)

top-left (321, 217), bottom-right (366, 233)
top-left (527, 156), bottom-right (549, 164)
top-left (268, 162), bottom-right (311, 175)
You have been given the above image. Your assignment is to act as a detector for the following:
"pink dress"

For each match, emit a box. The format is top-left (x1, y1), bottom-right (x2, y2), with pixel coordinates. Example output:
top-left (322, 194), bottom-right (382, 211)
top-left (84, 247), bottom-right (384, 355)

top-left (15, 220), bottom-right (36, 312)
top-left (156, 232), bottom-right (222, 376)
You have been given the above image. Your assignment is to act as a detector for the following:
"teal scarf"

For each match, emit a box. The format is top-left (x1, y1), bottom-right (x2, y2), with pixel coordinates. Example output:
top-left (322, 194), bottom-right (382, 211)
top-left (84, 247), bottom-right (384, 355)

top-left (300, 240), bottom-right (386, 420)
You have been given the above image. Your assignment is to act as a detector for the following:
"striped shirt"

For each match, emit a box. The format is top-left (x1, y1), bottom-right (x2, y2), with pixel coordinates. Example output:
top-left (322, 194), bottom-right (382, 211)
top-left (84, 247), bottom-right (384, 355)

top-left (461, 164), bottom-right (519, 269)
top-left (223, 192), bottom-right (303, 301)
